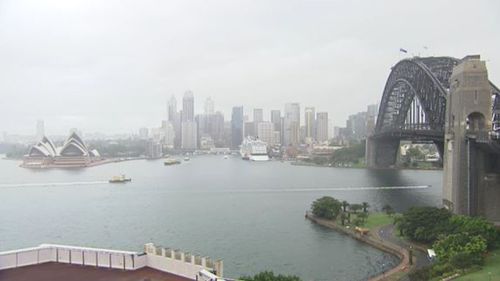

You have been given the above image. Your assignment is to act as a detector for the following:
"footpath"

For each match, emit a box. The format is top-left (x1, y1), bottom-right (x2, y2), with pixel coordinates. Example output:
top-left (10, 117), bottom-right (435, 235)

top-left (305, 212), bottom-right (426, 281)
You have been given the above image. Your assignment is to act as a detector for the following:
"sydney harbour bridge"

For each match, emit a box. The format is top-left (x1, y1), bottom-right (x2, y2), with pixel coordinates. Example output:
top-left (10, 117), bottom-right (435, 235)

top-left (366, 55), bottom-right (500, 223)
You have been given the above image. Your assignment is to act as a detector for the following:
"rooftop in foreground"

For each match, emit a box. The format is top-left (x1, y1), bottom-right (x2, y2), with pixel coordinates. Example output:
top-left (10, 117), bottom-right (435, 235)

top-left (0, 262), bottom-right (192, 281)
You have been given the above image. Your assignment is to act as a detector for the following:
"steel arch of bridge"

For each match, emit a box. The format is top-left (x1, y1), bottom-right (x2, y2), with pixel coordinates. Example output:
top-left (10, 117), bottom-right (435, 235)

top-left (374, 56), bottom-right (500, 141)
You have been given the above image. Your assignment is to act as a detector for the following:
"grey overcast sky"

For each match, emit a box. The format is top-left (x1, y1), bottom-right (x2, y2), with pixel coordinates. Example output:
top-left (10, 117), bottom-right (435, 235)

top-left (1, 0), bottom-right (499, 135)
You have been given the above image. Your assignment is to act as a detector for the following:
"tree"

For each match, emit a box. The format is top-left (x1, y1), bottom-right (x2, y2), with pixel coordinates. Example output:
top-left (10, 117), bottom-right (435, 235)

top-left (311, 196), bottom-right (342, 220)
top-left (448, 215), bottom-right (499, 249)
top-left (241, 271), bottom-right (302, 281)
top-left (357, 212), bottom-right (368, 225)
top-left (433, 233), bottom-right (487, 268)
top-left (350, 203), bottom-right (362, 214)
top-left (382, 204), bottom-right (395, 216)
top-left (362, 202), bottom-right (370, 213)
top-left (340, 212), bottom-right (347, 226)
top-left (396, 207), bottom-right (452, 243)
top-left (341, 200), bottom-right (349, 212)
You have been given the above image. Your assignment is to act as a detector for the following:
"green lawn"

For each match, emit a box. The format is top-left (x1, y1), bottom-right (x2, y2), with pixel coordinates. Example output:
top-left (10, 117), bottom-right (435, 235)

top-left (364, 212), bottom-right (394, 229)
top-left (455, 248), bottom-right (500, 281)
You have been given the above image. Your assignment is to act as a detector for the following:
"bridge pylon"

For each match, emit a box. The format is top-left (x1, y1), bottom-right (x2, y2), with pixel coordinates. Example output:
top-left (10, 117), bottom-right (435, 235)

top-left (443, 55), bottom-right (500, 223)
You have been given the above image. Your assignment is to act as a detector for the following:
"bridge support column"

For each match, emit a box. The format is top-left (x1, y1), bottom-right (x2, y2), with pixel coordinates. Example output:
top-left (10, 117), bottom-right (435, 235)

top-left (366, 136), bottom-right (399, 168)
top-left (443, 56), bottom-right (500, 223)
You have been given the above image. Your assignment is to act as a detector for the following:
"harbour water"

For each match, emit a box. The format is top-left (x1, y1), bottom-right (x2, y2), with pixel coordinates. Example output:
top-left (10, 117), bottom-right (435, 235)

top-left (0, 155), bottom-right (443, 281)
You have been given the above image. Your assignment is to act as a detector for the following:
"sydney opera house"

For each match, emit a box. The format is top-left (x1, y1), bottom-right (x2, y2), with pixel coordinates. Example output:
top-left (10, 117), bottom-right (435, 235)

top-left (22, 132), bottom-right (103, 168)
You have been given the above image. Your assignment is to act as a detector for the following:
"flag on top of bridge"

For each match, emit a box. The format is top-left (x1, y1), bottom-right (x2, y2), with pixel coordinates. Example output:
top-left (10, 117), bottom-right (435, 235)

top-left (399, 48), bottom-right (408, 53)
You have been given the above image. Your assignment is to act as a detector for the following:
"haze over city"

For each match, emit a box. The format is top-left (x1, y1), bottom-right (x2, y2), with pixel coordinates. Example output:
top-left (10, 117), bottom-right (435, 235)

top-left (1, 0), bottom-right (499, 134)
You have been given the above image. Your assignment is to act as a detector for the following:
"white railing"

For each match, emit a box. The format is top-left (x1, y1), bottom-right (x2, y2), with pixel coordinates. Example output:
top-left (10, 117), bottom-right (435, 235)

top-left (0, 243), bottom-right (224, 281)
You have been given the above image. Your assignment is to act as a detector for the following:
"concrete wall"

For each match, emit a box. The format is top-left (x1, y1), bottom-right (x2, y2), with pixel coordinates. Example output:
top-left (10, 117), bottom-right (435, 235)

top-left (1, 243), bottom-right (225, 280)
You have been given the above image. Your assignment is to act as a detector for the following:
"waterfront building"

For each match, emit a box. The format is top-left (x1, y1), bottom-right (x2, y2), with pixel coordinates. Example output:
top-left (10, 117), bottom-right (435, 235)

top-left (145, 139), bottom-right (163, 159)
top-left (208, 111), bottom-right (225, 147)
top-left (162, 122), bottom-right (175, 148)
top-left (257, 122), bottom-right (274, 145)
top-left (231, 106), bottom-right (244, 149)
top-left (316, 112), bottom-right (329, 143)
top-left (284, 103), bottom-right (300, 146)
top-left (304, 107), bottom-right (315, 142)
top-left (23, 132), bottom-right (101, 168)
top-left (199, 136), bottom-right (215, 150)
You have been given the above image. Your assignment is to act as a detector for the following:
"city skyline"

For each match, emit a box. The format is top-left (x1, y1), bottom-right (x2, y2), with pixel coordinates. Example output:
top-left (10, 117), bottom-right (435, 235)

top-left (1, 1), bottom-right (499, 135)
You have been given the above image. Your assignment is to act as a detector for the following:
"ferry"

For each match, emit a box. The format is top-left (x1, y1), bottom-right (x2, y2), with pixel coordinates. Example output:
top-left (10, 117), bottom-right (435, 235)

top-left (109, 175), bottom-right (132, 183)
top-left (240, 137), bottom-right (270, 161)
top-left (184, 157), bottom-right (190, 161)
top-left (164, 158), bottom-right (181, 166)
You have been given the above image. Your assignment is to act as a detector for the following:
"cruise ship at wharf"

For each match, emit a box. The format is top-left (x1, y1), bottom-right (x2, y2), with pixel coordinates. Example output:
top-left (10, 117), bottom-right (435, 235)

top-left (0, 243), bottom-right (226, 281)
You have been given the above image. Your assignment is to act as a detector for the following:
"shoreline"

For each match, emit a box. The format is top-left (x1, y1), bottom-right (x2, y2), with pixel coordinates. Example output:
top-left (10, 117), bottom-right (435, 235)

top-left (292, 161), bottom-right (443, 171)
top-left (305, 211), bottom-right (413, 281)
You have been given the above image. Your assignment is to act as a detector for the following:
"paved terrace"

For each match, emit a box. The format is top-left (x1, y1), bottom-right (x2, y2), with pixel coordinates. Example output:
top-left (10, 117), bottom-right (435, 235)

top-left (0, 262), bottom-right (192, 281)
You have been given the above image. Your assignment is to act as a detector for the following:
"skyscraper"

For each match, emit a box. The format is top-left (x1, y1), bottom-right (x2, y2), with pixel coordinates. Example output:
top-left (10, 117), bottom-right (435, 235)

top-left (182, 91), bottom-right (194, 122)
top-left (181, 91), bottom-right (197, 150)
top-left (36, 120), bottom-right (44, 140)
top-left (204, 97), bottom-right (215, 115)
top-left (271, 110), bottom-right (281, 130)
top-left (316, 112), bottom-right (329, 142)
top-left (231, 106), bottom-right (244, 149)
top-left (167, 95), bottom-right (177, 122)
top-left (257, 122), bottom-right (274, 145)
top-left (284, 103), bottom-right (300, 146)
top-left (304, 107), bottom-right (315, 141)
top-left (253, 108), bottom-right (263, 123)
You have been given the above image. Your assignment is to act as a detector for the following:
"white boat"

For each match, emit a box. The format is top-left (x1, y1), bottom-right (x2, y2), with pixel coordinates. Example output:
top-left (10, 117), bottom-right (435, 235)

top-left (240, 137), bottom-right (269, 161)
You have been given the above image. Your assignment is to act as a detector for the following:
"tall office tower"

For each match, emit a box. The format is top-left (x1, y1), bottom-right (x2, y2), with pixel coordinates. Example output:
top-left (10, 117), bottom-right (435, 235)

top-left (253, 108), bottom-right (263, 123)
top-left (316, 112), bottom-right (329, 142)
top-left (257, 122), bottom-right (274, 145)
top-left (284, 103), bottom-right (300, 146)
top-left (162, 121), bottom-right (175, 148)
top-left (231, 106), bottom-right (244, 149)
top-left (204, 97), bottom-right (215, 115)
top-left (304, 107), bottom-right (315, 141)
top-left (271, 110), bottom-right (281, 130)
top-left (167, 95), bottom-right (177, 122)
top-left (182, 91), bottom-right (194, 122)
top-left (167, 95), bottom-right (181, 148)
top-left (181, 91), bottom-right (196, 150)
top-left (244, 122), bottom-right (255, 137)
top-left (181, 121), bottom-right (198, 150)
top-left (36, 120), bottom-right (45, 140)
top-left (209, 111), bottom-right (225, 146)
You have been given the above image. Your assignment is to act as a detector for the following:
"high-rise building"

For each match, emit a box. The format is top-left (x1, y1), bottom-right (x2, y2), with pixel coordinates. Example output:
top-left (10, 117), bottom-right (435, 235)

top-left (284, 103), bottom-right (300, 146)
top-left (145, 139), bottom-right (163, 159)
top-left (304, 107), bottom-right (315, 141)
top-left (271, 110), bottom-right (281, 130)
top-left (257, 122), bottom-right (274, 145)
top-left (253, 108), bottom-right (263, 123)
top-left (162, 121), bottom-right (175, 148)
top-left (209, 112), bottom-right (225, 146)
top-left (182, 91), bottom-right (194, 122)
top-left (316, 112), bottom-right (329, 142)
top-left (167, 95), bottom-right (177, 122)
top-left (36, 120), bottom-right (45, 140)
top-left (231, 106), bottom-right (244, 149)
top-left (181, 121), bottom-right (197, 150)
top-left (244, 122), bottom-right (255, 137)
top-left (366, 104), bottom-right (378, 136)
top-left (204, 97), bottom-right (214, 115)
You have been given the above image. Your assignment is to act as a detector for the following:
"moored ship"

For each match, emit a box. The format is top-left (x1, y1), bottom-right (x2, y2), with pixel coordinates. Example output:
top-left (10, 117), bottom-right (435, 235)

top-left (240, 137), bottom-right (269, 161)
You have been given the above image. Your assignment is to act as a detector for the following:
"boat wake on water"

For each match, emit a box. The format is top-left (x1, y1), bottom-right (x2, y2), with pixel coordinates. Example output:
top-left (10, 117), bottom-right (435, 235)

top-left (0, 181), bottom-right (109, 188)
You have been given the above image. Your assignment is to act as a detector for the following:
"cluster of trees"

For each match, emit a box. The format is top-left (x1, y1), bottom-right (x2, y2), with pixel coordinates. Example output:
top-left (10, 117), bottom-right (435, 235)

top-left (397, 207), bottom-right (499, 279)
top-left (88, 139), bottom-right (147, 157)
top-left (329, 141), bottom-right (365, 166)
top-left (311, 196), bottom-right (370, 227)
top-left (241, 271), bottom-right (301, 281)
